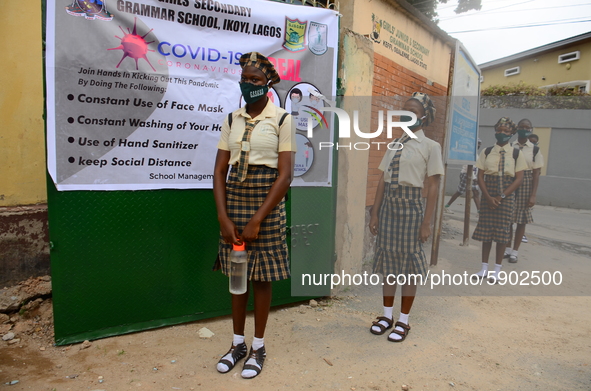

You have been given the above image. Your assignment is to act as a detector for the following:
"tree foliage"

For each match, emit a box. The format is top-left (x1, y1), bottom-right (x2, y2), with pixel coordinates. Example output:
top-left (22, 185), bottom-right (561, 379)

top-left (406, 0), bottom-right (482, 22)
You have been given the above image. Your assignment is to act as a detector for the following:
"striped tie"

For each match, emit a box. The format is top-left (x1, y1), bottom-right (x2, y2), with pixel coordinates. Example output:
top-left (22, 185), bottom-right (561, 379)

top-left (236, 119), bottom-right (260, 182)
top-left (498, 149), bottom-right (506, 195)
top-left (387, 133), bottom-right (412, 191)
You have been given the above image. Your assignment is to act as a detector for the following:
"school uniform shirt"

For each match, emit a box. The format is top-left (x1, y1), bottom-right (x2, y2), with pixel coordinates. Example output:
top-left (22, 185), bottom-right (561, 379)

top-left (512, 140), bottom-right (544, 170)
top-left (217, 100), bottom-right (296, 168)
top-left (476, 143), bottom-right (528, 177)
top-left (378, 130), bottom-right (444, 188)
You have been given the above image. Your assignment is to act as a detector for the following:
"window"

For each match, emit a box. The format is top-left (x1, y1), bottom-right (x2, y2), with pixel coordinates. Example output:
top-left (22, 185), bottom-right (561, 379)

top-left (558, 51), bottom-right (580, 64)
top-left (504, 66), bottom-right (520, 77)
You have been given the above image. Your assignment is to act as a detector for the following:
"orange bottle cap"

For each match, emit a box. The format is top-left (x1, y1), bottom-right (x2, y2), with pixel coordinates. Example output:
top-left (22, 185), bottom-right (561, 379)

top-left (233, 242), bottom-right (246, 251)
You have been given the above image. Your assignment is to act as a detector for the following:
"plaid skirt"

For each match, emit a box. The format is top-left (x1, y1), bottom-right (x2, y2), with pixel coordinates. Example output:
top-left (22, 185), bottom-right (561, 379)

top-left (217, 165), bottom-right (289, 282)
top-left (472, 175), bottom-right (515, 243)
top-left (373, 185), bottom-right (428, 277)
top-left (513, 170), bottom-right (534, 224)
top-left (457, 172), bottom-right (479, 194)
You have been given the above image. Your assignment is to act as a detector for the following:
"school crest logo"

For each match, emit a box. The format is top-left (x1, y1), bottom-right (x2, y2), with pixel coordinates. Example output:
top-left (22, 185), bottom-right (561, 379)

top-left (370, 14), bottom-right (381, 44)
top-left (283, 18), bottom-right (307, 52)
top-left (308, 22), bottom-right (328, 55)
top-left (66, 0), bottom-right (113, 21)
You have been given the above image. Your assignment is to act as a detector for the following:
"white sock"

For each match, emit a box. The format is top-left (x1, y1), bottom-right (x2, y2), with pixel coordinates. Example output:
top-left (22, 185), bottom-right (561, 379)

top-left (505, 248), bottom-right (512, 255)
top-left (489, 264), bottom-right (502, 281)
top-left (476, 263), bottom-right (488, 277)
top-left (233, 334), bottom-right (245, 346)
top-left (371, 306), bottom-right (393, 333)
top-left (251, 337), bottom-right (264, 350)
top-left (217, 335), bottom-right (245, 373)
top-left (511, 249), bottom-right (518, 257)
top-left (241, 337), bottom-right (265, 379)
top-left (389, 313), bottom-right (409, 341)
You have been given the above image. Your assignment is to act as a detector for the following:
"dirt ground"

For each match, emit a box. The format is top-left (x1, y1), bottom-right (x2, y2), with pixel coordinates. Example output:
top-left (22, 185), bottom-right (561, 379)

top-left (1, 205), bottom-right (590, 391)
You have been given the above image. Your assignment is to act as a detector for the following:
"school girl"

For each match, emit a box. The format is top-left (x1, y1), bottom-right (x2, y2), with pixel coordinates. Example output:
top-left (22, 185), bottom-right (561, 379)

top-left (472, 117), bottom-right (527, 282)
top-left (368, 92), bottom-right (444, 342)
top-left (504, 119), bottom-right (544, 263)
top-left (213, 52), bottom-right (296, 379)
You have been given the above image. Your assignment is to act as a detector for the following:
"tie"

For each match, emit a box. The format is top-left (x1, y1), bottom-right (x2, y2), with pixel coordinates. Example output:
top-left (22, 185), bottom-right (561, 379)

top-left (236, 119), bottom-right (260, 182)
top-left (387, 133), bottom-right (412, 191)
top-left (498, 149), bottom-right (506, 195)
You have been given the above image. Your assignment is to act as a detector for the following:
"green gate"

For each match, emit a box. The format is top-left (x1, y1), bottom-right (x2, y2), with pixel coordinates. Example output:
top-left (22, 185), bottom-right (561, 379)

top-left (47, 153), bottom-right (336, 345)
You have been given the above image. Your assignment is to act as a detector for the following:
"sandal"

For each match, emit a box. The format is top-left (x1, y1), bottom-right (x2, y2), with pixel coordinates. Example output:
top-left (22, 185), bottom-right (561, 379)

top-left (387, 321), bottom-right (411, 342)
top-left (242, 346), bottom-right (266, 379)
top-left (217, 342), bottom-right (247, 373)
top-left (370, 316), bottom-right (393, 335)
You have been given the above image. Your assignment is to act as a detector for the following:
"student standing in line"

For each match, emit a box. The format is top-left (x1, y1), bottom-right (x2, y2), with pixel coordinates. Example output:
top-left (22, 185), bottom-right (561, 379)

top-left (505, 119), bottom-right (544, 263)
top-left (444, 139), bottom-right (482, 214)
top-left (472, 117), bottom-right (527, 283)
top-left (368, 92), bottom-right (444, 342)
top-left (528, 133), bottom-right (539, 146)
top-left (213, 52), bottom-right (296, 379)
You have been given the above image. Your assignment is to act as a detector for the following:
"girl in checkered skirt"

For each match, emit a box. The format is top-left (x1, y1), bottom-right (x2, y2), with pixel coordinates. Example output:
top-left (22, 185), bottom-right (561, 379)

top-left (504, 119), bottom-right (545, 263)
top-left (472, 117), bottom-right (527, 283)
top-left (213, 52), bottom-right (296, 379)
top-left (368, 93), bottom-right (444, 342)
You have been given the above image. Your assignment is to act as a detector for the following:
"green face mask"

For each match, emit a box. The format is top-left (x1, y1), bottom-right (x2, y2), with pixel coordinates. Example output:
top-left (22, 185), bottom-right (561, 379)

top-left (517, 128), bottom-right (532, 138)
top-left (495, 132), bottom-right (513, 144)
top-left (240, 82), bottom-right (269, 104)
top-left (400, 115), bottom-right (425, 130)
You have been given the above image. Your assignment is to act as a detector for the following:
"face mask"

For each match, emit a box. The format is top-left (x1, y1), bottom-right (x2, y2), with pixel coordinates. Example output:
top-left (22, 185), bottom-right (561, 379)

top-left (240, 82), bottom-right (268, 104)
top-left (401, 115), bottom-right (425, 130)
top-left (495, 132), bottom-right (513, 144)
top-left (517, 128), bottom-right (532, 138)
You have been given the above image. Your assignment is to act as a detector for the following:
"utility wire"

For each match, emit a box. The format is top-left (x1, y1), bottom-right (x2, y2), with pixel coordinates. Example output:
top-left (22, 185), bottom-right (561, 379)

top-left (448, 18), bottom-right (591, 33)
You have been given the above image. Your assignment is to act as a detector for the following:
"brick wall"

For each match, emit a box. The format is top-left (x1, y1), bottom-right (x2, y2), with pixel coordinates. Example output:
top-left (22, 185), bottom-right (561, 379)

top-left (366, 53), bottom-right (449, 206)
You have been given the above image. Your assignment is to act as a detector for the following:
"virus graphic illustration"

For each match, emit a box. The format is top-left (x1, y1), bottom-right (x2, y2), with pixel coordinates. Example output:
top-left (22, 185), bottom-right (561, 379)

top-left (108, 18), bottom-right (156, 71)
top-left (66, 0), bottom-right (113, 21)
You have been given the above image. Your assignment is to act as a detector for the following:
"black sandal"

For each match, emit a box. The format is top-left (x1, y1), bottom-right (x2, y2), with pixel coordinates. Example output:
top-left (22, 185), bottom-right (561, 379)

top-left (242, 346), bottom-right (266, 379)
top-left (217, 342), bottom-right (247, 373)
top-left (370, 316), bottom-right (393, 335)
top-left (387, 321), bottom-right (411, 342)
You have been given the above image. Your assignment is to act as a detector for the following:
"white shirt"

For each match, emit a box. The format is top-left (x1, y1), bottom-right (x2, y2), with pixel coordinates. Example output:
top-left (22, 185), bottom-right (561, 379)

top-left (512, 140), bottom-right (544, 170)
top-left (217, 100), bottom-right (296, 168)
top-left (476, 143), bottom-right (528, 177)
top-left (378, 130), bottom-right (444, 188)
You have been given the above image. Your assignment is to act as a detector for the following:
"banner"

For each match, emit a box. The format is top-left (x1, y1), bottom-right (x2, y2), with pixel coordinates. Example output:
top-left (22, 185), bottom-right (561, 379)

top-left (446, 42), bottom-right (481, 164)
top-left (46, 0), bottom-right (339, 190)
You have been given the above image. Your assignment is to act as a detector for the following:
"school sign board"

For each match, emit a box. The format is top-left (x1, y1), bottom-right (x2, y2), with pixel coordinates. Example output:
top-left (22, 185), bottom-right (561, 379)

top-left (446, 41), bottom-right (481, 164)
top-left (46, 0), bottom-right (339, 190)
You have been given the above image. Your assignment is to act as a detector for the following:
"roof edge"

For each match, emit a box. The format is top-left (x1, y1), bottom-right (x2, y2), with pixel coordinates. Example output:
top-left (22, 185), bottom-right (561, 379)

top-left (479, 31), bottom-right (591, 69)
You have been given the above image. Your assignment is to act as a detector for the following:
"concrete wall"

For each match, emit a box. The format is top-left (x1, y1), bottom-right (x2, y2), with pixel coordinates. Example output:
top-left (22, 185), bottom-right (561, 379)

top-left (0, 1), bottom-right (50, 285)
top-left (0, 0), bottom-right (47, 207)
top-left (333, 29), bottom-right (374, 279)
top-left (445, 107), bottom-right (591, 210)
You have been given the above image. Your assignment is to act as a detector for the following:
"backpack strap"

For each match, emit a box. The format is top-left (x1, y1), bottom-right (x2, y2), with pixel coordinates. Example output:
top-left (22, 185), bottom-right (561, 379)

top-left (533, 145), bottom-right (539, 162)
top-left (512, 147), bottom-right (519, 162)
top-left (484, 146), bottom-right (493, 157)
top-left (227, 112), bottom-right (233, 128)
top-left (278, 112), bottom-right (289, 127)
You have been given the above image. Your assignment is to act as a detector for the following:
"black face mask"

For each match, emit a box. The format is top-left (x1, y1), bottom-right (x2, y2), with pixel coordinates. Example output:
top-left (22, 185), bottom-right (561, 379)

top-left (400, 115), bottom-right (426, 130)
top-left (240, 82), bottom-right (268, 104)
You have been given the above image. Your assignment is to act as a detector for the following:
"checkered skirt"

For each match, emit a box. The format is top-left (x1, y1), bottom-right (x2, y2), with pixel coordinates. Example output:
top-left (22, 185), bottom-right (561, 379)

top-left (373, 185), bottom-right (428, 277)
top-left (457, 172), bottom-right (480, 194)
top-left (472, 175), bottom-right (515, 243)
top-left (513, 170), bottom-right (534, 224)
top-left (217, 165), bottom-right (289, 281)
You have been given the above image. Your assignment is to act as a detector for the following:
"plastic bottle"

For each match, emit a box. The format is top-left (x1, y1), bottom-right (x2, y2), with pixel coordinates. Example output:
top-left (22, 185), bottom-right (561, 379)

top-left (229, 242), bottom-right (248, 295)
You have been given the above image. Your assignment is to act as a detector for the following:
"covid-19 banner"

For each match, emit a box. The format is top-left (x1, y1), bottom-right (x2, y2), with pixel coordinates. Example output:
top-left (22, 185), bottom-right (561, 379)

top-left (46, 0), bottom-right (339, 190)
